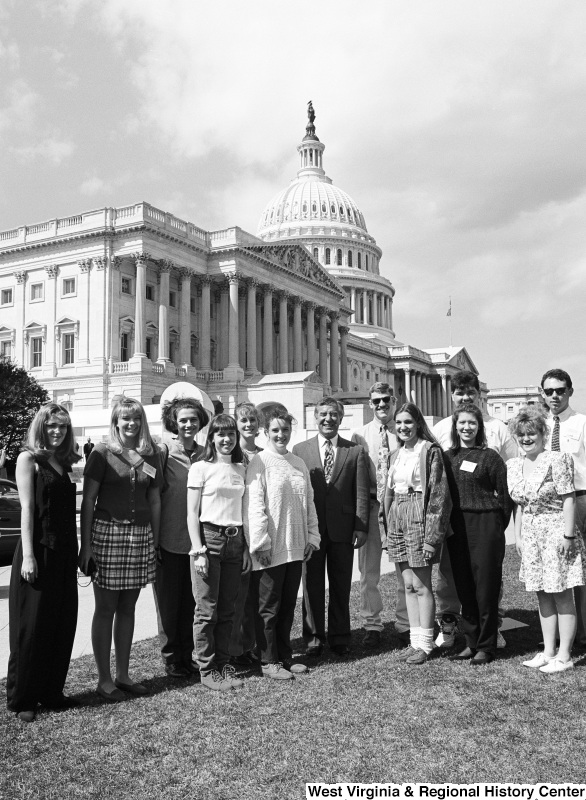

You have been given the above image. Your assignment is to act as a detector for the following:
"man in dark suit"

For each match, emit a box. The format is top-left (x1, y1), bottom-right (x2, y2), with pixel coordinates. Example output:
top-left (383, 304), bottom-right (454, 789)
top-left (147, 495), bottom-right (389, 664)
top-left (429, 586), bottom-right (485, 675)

top-left (83, 437), bottom-right (94, 461)
top-left (293, 397), bottom-right (370, 657)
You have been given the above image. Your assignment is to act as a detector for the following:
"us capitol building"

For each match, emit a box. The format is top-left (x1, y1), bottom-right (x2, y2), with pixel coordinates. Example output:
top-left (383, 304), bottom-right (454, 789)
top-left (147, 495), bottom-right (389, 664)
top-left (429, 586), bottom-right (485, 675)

top-left (0, 105), bottom-right (481, 427)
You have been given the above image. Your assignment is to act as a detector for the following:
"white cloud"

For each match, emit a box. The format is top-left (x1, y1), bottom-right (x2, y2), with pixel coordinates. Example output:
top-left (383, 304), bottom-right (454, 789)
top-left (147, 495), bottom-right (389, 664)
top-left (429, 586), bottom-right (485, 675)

top-left (12, 136), bottom-right (75, 164)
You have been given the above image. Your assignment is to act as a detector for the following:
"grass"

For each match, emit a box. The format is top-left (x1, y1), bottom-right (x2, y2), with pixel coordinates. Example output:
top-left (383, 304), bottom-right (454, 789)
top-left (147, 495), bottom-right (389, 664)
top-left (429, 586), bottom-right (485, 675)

top-left (3, 545), bottom-right (586, 799)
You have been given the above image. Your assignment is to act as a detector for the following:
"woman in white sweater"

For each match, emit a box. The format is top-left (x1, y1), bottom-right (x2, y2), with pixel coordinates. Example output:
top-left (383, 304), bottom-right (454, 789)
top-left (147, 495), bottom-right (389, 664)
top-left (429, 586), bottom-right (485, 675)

top-left (244, 408), bottom-right (320, 680)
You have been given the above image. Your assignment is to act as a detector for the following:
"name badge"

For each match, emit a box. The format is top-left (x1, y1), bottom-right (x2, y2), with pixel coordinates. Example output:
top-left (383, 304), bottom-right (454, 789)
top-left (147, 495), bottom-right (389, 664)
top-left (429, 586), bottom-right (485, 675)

top-left (68, 466), bottom-right (84, 484)
top-left (460, 460), bottom-right (477, 473)
top-left (231, 473), bottom-right (244, 485)
top-left (142, 462), bottom-right (156, 479)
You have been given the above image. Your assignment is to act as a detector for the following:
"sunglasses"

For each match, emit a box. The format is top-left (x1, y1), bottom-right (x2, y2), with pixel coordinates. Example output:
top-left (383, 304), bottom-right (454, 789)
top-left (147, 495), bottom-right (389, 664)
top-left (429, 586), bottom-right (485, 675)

top-left (542, 387), bottom-right (567, 397)
top-left (372, 396), bottom-right (393, 405)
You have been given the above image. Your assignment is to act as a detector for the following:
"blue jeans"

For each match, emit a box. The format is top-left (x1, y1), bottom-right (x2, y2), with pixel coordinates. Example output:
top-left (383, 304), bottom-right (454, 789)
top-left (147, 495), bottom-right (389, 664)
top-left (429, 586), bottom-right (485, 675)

top-left (192, 525), bottom-right (244, 677)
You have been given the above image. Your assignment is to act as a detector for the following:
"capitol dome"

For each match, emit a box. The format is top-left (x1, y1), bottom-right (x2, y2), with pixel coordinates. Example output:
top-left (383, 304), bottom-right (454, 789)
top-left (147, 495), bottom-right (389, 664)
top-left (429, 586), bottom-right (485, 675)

top-left (257, 104), bottom-right (395, 346)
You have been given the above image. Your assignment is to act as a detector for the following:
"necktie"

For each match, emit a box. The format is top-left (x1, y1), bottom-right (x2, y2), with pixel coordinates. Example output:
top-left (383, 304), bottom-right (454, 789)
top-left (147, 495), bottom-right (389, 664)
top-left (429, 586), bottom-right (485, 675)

top-left (376, 425), bottom-right (390, 503)
top-left (324, 440), bottom-right (334, 483)
top-left (551, 416), bottom-right (560, 452)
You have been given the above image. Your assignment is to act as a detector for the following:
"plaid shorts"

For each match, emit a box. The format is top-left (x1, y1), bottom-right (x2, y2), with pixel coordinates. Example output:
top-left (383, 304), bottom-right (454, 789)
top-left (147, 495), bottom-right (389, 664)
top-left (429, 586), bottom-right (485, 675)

top-left (91, 519), bottom-right (156, 590)
top-left (387, 492), bottom-right (439, 568)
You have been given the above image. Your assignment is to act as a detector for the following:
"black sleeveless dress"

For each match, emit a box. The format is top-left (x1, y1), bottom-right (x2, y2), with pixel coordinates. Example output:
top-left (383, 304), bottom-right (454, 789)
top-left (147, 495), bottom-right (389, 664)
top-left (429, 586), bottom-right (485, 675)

top-left (6, 461), bottom-right (78, 712)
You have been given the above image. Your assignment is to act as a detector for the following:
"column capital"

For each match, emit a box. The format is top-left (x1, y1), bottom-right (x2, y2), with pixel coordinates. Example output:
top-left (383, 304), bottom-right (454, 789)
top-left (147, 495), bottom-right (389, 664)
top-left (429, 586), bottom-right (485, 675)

top-left (225, 271), bottom-right (242, 285)
top-left (14, 270), bottom-right (27, 284)
top-left (304, 300), bottom-right (318, 311)
top-left (45, 264), bottom-right (59, 279)
top-left (94, 256), bottom-right (106, 270)
top-left (263, 284), bottom-right (275, 296)
top-left (199, 274), bottom-right (214, 287)
top-left (339, 325), bottom-right (350, 336)
top-left (178, 267), bottom-right (192, 281)
top-left (292, 296), bottom-right (303, 307)
top-left (132, 251), bottom-right (150, 266)
top-left (274, 288), bottom-right (290, 300)
top-left (78, 259), bottom-right (92, 273)
top-left (330, 310), bottom-right (341, 322)
top-left (244, 276), bottom-right (262, 289)
top-left (110, 256), bottom-right (121, 270)
top-left (159, 260), bottom-right (174, 274)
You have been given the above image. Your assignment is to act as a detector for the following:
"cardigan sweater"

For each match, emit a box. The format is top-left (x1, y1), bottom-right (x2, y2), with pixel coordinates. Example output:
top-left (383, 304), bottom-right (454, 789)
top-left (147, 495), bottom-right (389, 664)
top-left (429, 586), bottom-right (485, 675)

top-left (384, 441), bottom-right (452, 548)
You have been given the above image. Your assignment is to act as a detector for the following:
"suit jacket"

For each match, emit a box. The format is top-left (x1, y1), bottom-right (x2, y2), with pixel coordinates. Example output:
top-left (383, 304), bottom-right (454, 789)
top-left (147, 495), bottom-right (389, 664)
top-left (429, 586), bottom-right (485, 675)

top-left (292, 435), bottom-right (370, 543)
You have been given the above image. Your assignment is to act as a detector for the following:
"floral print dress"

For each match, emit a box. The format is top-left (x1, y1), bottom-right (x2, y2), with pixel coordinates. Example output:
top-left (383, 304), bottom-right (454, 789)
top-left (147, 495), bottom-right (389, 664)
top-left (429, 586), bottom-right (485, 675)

top-left (507, 451), bottom-right (586, 592)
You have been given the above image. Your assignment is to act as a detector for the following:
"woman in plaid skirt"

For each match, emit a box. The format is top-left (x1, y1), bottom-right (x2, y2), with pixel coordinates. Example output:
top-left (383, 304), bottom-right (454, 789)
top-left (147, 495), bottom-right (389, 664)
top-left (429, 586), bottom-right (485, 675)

top-left (79, 397), bottom-right (162, 702)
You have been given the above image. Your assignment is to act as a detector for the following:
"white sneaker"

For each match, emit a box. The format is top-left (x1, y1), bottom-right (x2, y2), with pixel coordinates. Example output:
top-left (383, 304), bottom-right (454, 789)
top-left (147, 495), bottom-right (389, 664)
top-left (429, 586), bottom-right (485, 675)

top-left (539, 658), bottom-right (574, 674)
top-left (435, 618), bottom-right (457, 649)
top-left (523, 652), bottom-right (555, 669)
top-left (497, 632), bottom-right (506, 649)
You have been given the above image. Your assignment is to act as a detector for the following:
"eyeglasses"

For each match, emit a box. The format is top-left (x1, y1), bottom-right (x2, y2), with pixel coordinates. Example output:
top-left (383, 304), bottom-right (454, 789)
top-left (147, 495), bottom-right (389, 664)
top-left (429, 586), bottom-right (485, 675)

top-left (372, 396), bottom-right (393, 405)
top-left (542, 387), bottom-right (567, 397)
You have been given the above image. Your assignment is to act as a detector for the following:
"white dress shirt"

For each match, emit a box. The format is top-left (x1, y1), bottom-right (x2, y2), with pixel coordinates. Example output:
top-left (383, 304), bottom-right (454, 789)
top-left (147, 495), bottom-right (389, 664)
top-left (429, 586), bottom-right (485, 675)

top-left (544, 406), bottom-right (586, 491)
top-left (318, 433), bottom-right (339, 469)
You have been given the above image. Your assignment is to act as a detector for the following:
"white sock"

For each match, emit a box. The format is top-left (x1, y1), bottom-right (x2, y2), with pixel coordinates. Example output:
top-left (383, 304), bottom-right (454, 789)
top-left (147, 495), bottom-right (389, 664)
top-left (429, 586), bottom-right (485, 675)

top-left (410, 627), bottom-right (422, 650)
top-left (420, 627), bottom-right (435, 655)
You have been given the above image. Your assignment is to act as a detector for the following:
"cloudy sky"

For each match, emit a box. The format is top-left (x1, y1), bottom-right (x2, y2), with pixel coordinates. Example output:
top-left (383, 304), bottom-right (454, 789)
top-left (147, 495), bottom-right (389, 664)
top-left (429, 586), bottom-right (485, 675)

top-left (1, 1), bottom-right (585, 406)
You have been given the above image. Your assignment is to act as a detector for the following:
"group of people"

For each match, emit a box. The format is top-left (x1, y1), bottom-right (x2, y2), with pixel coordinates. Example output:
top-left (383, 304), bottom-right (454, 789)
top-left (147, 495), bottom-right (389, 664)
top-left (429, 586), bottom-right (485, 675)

top-left (6, 367), bottom-right (586, 723)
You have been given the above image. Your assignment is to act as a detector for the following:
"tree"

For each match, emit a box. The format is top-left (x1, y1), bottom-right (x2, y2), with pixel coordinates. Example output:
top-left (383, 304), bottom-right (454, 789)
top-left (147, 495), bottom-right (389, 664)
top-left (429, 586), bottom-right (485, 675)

top-left (0, 359), bottom-right (49, 462)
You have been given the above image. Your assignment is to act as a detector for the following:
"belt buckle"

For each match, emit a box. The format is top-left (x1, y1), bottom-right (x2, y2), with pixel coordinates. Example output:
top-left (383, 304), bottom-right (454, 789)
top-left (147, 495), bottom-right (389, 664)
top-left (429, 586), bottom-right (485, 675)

top-left (224, 525), bottom-right (239, 538)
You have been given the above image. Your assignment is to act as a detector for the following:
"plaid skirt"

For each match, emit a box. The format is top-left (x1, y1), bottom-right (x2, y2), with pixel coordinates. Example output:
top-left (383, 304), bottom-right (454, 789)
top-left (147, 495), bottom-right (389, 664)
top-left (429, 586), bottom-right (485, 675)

top-left (91, 519), bottom-right (156, 590)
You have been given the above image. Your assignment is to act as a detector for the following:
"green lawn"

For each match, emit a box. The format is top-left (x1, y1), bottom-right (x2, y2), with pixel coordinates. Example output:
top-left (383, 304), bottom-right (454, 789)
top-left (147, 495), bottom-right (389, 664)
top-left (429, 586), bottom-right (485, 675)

top-left (3, 546), bottom-right (586, 800)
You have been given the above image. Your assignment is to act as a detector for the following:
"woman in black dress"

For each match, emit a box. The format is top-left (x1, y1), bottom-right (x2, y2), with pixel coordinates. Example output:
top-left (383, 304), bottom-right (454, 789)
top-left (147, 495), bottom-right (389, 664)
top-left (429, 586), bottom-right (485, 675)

top-left (6, 403), bottom-right (81, 722)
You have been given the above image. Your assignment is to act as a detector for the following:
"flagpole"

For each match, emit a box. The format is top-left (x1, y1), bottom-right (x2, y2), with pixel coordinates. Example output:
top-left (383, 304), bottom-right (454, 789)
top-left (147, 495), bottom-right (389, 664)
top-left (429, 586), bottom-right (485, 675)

top-left (447, 296), bottom-right (452, 346)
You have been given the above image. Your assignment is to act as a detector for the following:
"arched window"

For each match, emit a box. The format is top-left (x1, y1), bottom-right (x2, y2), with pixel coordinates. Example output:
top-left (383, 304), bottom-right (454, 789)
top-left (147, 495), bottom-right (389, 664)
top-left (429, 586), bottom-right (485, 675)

top-left (312, 202), bottom-right (317, 213)
top-left (313, 247), bottom-right (319, 260)
top-left (339, 205), bottom-right (344, 216)
top-left (348, 251), bottom-right (353, 267)
top-left (365, 254), bottom-right (369, 271)
top-left (336, 249), bottom-right (343, 266)
top-left (322, 202), bottom-right (327, 213)
top-left (357, 252), bottom-right (362, 269)
top-left (325, 248), bottom-right (331, 265)
top-left (302, 202), bottom-right (307, 213)
top-left (331, 204), bottom-right (336, 214)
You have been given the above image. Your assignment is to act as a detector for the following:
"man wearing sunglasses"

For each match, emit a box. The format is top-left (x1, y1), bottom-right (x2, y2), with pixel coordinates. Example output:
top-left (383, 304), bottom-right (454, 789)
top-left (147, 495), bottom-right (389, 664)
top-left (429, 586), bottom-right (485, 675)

top-left (350, 383), bottom-right (399, 648)
top-left (540, 368), bottom-right (586, 645)
top-left (431, 370), bottom-right (516, 650)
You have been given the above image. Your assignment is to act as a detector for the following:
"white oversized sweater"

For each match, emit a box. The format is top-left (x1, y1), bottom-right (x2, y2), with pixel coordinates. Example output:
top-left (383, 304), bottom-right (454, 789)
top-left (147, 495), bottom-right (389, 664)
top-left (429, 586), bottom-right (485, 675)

top-left (243, 449), bottom-right (320, 570)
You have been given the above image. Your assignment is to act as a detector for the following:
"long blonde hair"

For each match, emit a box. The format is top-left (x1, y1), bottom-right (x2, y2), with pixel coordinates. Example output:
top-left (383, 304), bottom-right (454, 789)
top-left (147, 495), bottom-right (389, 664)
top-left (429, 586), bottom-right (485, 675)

top-left (23, 403), bottom-right (81, 466)
top-left (108, 397), bottom-right (154, 455)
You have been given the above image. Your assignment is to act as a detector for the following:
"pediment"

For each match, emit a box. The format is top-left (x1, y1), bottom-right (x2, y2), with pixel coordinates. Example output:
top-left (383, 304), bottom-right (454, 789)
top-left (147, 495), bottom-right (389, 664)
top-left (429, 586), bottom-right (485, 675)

top-left (244, 244), bottom-right (344, 297)
top-left (24, 320), bottom-right (44, 330)
top-left (55, 316), bottom-right (77, 326)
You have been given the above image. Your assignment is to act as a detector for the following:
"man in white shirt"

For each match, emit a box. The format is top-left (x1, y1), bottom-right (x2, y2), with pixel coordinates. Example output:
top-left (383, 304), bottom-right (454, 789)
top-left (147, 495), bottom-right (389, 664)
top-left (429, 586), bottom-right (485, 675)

top-left (350, 383), bottom-right (400, 647)
top-left (431, 371), bottom-right (516, 648)
top-left (540, 368), bottom-right (586, 645)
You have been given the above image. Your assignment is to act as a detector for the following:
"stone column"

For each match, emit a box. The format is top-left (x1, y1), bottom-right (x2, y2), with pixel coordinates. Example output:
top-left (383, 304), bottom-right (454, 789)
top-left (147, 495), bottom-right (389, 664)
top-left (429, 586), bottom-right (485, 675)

top-left (293, 299), bottom-right (303, 372)
top-left (306, 303), bottom-right (317, 372)
top-left (158, 261), bottom-right (172, 362)
top-left (14, 271), bottom-right (27, 366)
top-left (227, 273), bottom-right (240, 368)
top-left (199, 276), bottom-right (212, 372)
top-left (246, 279), bottom-right (258, 374)
top-left (340, 325), bottom-right (349, 391)
top-left (255, 291), bottom-right (263, 371)
top-left (179, 268), bottom-right (192, 366)
top-left (441, 373), bottom-right (448, 417)
top-left (446, 375), bottom-right (452, 414)
top-left (278, 292), bottom-right (288, 374)
top-left (218, 284), bottom-right (230, 369)
top-left (417, 372), bottom-right (423, 410)
top-left (318, 309), bottom-right (328, 385)
top-left (350, 288), bottom-right (356, 316)
top-left (263, 286), bottom-right (274, 375)
top-left (426, 376), bottom-right (433, 417)
top-left (77, 259), bottom-right (91, 364)
top-left (44, 265), bottom-right (58, 372)
top-left (330, 312), bottom-right (340, 392)
top-left (404, 367), bottom-right (412, 402)
top-left (132, 252), bottom-right (148, 358)
top-left (238, 286), bottom-right (247, 370)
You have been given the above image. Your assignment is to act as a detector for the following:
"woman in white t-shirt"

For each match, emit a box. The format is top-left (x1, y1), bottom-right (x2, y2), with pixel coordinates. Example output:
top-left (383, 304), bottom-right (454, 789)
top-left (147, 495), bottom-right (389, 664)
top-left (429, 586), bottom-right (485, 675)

top-left (382, 403), bottom-right (451, 665)
top-left (187, 414), bottom-right (251, 691)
